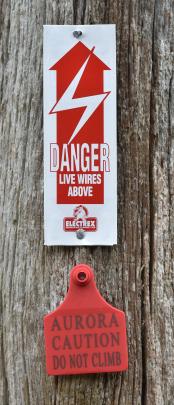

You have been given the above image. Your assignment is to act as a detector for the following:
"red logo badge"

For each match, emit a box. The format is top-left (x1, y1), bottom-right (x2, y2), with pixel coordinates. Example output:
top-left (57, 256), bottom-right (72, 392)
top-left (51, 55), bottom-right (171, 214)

top-left (44, 264), bottom-right (128, 375)
top-left (64, 205), bottom-right (97, 232)
top-left (49, 41), bottom-right (110, 205)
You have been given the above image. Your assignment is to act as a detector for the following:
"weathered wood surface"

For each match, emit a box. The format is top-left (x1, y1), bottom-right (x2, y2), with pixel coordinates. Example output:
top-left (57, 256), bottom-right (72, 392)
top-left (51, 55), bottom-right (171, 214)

top-left (0, 0), bottom-right (174, 404)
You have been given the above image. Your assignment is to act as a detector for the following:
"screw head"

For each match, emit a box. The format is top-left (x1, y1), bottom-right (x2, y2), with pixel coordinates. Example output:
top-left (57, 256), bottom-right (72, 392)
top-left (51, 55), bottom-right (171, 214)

top-left (76, 229), bottom-right (85, 240)
top-left (73, 30), bottom-right (82, 38)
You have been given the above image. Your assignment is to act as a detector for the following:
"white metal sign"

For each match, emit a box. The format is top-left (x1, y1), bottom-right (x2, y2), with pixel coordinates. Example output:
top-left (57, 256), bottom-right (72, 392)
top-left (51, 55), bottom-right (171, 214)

top-left (44, 24), bottom-right (117, 245)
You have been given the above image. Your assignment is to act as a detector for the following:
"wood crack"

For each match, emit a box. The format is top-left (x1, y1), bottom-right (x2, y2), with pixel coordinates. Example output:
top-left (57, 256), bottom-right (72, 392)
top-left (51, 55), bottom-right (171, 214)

top-left (148, 0), bottom-right (156, 316)
top-left (141, 1), bottom-right (157, 404)
top-left (0, 305), bottom-right (9, 404)
top-left (140, 265), bottom-right (147, 405)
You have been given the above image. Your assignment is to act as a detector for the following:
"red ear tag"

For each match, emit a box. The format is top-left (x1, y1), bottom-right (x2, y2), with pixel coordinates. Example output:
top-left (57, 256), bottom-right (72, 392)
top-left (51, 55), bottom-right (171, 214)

top-left (44, 265), bottom-right (128, 375)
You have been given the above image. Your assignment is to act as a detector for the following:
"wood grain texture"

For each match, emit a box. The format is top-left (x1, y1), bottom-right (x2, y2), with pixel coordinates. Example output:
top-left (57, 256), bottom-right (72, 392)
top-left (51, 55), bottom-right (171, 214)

top-left (0, 0), bottom-right (174, 404)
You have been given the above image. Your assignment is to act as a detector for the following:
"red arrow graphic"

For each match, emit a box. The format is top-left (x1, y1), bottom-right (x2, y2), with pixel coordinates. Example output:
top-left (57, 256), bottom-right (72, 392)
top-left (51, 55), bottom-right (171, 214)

top-left (49, 41), bottom-right (110, 204)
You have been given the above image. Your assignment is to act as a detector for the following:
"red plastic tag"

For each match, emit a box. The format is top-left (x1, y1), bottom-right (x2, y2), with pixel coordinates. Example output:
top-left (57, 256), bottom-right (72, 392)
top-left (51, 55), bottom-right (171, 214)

top-left (44, 264), bottom-right (128, 375)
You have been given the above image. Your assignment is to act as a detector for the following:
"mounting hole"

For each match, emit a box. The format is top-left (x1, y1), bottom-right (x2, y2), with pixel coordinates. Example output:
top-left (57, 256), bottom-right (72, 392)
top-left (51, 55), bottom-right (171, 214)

top-left (78, 271), bottom-right (86, 281)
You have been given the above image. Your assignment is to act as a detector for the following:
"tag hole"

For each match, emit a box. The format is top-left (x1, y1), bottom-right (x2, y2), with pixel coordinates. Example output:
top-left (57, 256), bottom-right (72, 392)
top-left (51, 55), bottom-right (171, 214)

top-left (78, 271), bottom-right (86, 281)
top-left (72, 265), bottom-right (92, 286)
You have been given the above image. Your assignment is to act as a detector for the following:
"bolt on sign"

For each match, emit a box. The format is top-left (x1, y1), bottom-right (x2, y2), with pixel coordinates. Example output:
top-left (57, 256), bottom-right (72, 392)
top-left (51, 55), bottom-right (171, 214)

top-left (44, 25), bottom-right (117, 245)
top-left (44, 265), bottom-right (128, 375)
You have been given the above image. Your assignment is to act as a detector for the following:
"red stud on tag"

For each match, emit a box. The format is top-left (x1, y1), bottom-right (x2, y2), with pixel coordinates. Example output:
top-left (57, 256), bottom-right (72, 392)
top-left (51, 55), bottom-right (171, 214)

top-left (44, 265), bottom-right (128, 375)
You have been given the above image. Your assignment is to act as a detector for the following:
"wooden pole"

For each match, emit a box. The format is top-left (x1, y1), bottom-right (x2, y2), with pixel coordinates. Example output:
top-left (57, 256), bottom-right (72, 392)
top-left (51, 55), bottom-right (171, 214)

top-left (0, 1), bottom-right (174, 404)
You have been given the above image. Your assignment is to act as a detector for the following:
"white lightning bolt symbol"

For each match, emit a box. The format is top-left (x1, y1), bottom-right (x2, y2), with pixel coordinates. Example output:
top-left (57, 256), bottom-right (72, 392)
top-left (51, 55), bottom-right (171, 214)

top-left (50, 47), bottom-right (110, 144)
